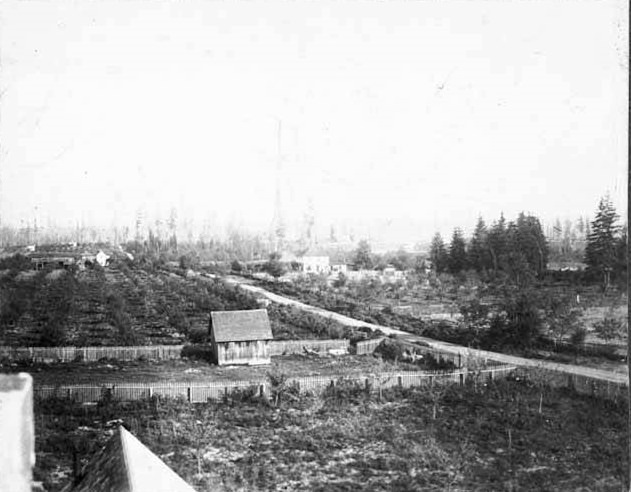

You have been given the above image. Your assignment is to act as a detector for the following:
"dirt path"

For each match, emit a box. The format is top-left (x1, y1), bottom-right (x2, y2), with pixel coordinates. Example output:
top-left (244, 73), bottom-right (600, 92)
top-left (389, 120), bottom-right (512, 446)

top-left (215, 274), bottom-right (628, 386)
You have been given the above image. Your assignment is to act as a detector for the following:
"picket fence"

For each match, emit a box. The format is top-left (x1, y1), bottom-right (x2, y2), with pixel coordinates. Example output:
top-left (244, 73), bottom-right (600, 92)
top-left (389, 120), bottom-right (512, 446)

top-left (355, 337), bottom-right (467, 367)
top-left (0, 339), bottom-right (349, 364)
top-left (271, 339), bottom-right (349, 356)
top-left (0, 345), bottom-right (185, 363)
top-left (514, 367), bottom-right (628, 401)
top-left (33, 365), bottom-right (517, 403)
top-left (356, 337), bottom-right (387, 355)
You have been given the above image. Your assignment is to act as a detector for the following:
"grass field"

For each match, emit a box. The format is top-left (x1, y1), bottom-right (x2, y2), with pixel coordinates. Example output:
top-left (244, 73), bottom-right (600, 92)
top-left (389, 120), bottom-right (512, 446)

top-left (34, 375), bottom-right (628, 492)
top-left (3, 353), bottom-right (442, 386)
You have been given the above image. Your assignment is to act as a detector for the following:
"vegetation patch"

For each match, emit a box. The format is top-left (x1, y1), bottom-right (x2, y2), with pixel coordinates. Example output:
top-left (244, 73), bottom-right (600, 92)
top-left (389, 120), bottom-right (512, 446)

top-left (33, 376), bottom-right (627, 491)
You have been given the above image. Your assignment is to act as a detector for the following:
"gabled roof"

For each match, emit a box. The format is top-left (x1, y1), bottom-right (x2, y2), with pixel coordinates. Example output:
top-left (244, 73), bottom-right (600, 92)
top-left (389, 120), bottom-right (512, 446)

top-left (210, 309), bottom-right (273, 343)
top-left (70, 426), bottom-right (196, 492)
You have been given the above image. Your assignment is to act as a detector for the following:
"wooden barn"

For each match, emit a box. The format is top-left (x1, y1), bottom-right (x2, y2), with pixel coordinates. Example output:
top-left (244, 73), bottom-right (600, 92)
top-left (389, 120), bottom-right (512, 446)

top-left (209, 309), bottom-right (273, 365)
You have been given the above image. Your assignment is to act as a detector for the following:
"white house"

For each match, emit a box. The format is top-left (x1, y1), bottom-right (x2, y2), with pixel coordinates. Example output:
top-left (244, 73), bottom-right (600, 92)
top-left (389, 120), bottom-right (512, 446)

top-left (95, 250), bottom-right (110, 267)
top-left (331, 264), bottom-right (348, 275)
top-left (301, 256), bottom-right (330, 274)
top-left (381, 266), bottom-right (405, 284)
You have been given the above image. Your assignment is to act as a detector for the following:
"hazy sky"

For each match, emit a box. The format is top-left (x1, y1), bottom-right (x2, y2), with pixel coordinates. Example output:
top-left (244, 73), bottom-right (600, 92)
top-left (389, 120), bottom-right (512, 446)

top-left (0, 0), bottom-right (628, 243)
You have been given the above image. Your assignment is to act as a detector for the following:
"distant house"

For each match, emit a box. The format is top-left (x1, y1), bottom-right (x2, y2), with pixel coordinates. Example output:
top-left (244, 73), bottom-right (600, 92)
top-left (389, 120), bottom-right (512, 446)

top-left (30, 254), bottom-right (76, 271)
top-left (66, 426), bottom-right (195, 492)
top-left (301, 256), bottom-right (330, 274)
top-left (95, 250), bottom-right (110, 267)
top-left (209, 309), bottom-right (273, 365)
top-left (331, 264), bottom-right (348, 275)
top-left (381, 266), bottom-right (405, 283)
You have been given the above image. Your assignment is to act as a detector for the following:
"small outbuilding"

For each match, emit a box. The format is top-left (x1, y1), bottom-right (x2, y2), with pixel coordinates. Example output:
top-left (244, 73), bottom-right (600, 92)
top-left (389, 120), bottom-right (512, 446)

top-left (209, 309), bottom-right (273, 365)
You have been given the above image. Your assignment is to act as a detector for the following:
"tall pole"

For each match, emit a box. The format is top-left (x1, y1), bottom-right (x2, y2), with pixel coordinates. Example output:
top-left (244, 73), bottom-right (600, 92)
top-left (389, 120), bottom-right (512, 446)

top-left (271, 119), bottom-right (285, 253)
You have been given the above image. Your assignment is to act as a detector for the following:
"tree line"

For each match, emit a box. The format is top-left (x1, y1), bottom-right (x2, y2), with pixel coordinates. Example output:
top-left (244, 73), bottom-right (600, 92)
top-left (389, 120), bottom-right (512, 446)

top-left (429, 212), bottom-right (548, 283)
top-left (429, 195), bottom-right (626, 289)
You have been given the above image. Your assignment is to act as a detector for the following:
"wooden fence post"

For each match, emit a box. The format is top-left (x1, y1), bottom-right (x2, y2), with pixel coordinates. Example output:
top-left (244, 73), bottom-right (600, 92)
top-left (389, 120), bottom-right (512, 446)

top-left (398, 376), bottom-right (402, 388)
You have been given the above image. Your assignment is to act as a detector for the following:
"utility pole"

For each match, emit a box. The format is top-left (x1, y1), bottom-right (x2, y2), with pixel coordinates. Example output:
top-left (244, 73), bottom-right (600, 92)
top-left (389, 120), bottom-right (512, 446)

top-left (270, 119), bottom-right (285, 253)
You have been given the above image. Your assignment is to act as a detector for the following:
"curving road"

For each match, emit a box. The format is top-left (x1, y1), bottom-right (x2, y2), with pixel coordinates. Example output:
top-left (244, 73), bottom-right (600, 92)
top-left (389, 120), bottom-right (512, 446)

top-left (210, 273), bottom-right (628, 386)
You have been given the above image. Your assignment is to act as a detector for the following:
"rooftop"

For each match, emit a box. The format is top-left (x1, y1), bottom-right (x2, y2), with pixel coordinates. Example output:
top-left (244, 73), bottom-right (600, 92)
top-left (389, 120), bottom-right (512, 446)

top-left (210, 309), bottom-right (273, 343)
top-left (69, 426), bottom-right (196, 492)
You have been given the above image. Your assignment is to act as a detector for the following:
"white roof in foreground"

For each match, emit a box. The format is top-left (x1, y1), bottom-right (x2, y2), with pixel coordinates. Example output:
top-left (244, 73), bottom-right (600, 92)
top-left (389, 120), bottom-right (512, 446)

top-left (71, 426), bottom-right (196, 492)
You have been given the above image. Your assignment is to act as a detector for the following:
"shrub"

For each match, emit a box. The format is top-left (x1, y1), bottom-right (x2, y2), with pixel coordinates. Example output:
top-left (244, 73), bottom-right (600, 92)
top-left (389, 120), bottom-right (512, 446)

top-left (593, 315), bottom-right (625, 343)
top-left (373, 338), bottom-right (406, 362)
top-left (188, 328), bottom-right (208, 344)
top-left (322, 378), bottom-right (367, 406)
top-left (39, 318), bottom-right (67, 347)
top-left (180, 344), bottom-right (213, 362)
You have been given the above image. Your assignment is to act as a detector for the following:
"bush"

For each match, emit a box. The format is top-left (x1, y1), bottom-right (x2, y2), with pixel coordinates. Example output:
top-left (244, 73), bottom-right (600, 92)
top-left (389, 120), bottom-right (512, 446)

top-left (373, 338), bottom-right (406, 362)
top-left (188, 328), bottom-right (209, 344)
top-left (39, 318), bottom-right (67, 347)
top-left (322, 378), bottom-right (367, 406)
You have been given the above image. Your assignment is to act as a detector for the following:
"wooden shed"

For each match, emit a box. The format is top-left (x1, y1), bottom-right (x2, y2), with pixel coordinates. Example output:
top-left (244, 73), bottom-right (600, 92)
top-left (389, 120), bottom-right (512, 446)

top-left (209, 309), bottom-right (273, 365)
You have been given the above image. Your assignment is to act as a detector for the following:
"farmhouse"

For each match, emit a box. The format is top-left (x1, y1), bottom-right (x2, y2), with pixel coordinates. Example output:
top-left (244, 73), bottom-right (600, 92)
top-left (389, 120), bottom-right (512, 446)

top-left (331, 264), bottom-right (348, 274)
top-left (30, 254), bottom-right (77, 270)
top-left (95, 250), bottom-right (110, 267)
top-left (301, 256), bottom-right (330, 274)
top-left (209, 309), bottom-right (273, 365)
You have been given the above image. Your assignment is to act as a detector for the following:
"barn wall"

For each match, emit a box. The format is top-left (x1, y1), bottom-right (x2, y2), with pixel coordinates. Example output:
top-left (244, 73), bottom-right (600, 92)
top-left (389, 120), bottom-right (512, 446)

top-left (217, 340), bottom-right (270, 365)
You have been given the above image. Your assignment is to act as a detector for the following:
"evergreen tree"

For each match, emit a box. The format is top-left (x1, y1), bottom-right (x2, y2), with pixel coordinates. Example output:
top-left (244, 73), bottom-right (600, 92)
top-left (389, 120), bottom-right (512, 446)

top-left (429, 233), bottom-right (448, 274)
top-left (468, 217), bottom-right (492, 272)
top-left (487, 213), bottom-right (508, 273)
top-left (353, 239), bottom-right (374, 270)
top-left (512, 213), bottom-right (548, 276)
top-left (614, 222), bottom-right (627, 284)
top-left (448, 228), bottom-right (467, 273)
top-left (585, 195), bottom-right (620, 289)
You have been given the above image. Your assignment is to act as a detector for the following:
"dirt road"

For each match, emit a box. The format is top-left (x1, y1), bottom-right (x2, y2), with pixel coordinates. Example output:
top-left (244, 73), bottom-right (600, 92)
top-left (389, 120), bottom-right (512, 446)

top-left (215, 274), bottom-right (628, 386)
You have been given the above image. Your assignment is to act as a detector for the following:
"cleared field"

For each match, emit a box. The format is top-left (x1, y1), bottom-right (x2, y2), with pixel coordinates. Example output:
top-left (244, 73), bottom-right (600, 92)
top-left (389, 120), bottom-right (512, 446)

top-left (34, 376), bottom-right (628, 492)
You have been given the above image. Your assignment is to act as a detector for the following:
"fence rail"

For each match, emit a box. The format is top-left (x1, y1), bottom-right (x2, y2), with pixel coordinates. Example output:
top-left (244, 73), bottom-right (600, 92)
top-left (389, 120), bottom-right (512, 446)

top-left (33, 365), bottom-right (517, 403)
top-left (271, 339), bottom-right (349, 356)
top-left (356, 337), bottom-right (386, 355)
top-left (0, 339), bottom-right (350, 364)
top-left (514, 366), bottom-right (628, 401)
top-left (356, 337), bottom-right (469, 367)
top-left (0, 345), bottom-right (185, 363)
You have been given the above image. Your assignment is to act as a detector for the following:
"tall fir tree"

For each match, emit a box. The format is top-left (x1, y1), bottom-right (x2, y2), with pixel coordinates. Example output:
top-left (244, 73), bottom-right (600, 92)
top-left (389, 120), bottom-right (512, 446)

top-left (614, 223), bottom-right (628, 283)
top-left (584, 195), bottom-right (620, 289)
top-left (513, 213), bottom-right (548, 276)
top-left (353, 239), bottom-right (374, 270)
top-left (429, 232), bottom-right (449, 274)
top-left (487, 213), bottom-right (508, 273)
top-left (448, 228), bottom-right (468, 273)
top-left (468, 216), bottom-right (492, 272)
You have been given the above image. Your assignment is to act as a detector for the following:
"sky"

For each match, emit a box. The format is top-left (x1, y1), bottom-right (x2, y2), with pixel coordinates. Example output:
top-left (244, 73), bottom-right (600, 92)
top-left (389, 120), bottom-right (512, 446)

top-left (0, 0), bottom-right (628, 245)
